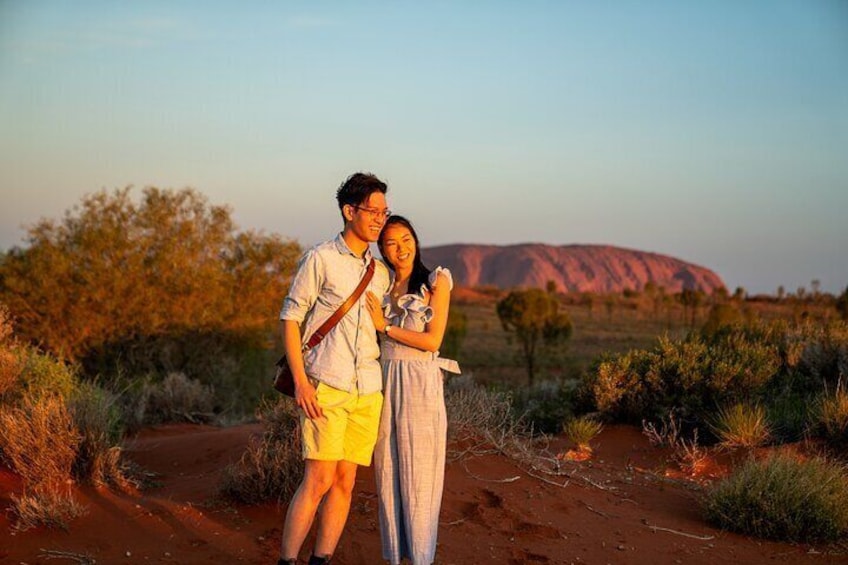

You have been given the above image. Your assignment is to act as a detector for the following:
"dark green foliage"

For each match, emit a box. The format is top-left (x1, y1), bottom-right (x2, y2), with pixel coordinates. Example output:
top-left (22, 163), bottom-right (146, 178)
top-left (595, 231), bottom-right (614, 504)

top-left (589, 329), bottom-right (780, 427)
top-left (496, 286), bottom-right (573, 386)
top-left (441, 307), bottom-right (468, 359)
top-left (510, 379), bottom-right (576, 435)
top-left (585, 319), bottom-right (848, 442)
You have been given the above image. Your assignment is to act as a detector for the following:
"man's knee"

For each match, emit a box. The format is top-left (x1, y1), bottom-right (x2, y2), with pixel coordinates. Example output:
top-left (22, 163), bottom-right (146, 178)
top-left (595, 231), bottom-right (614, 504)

top-left (301, 461), bottom-right (336, 500)
top-left (332, 462), bottom-right (358, 496)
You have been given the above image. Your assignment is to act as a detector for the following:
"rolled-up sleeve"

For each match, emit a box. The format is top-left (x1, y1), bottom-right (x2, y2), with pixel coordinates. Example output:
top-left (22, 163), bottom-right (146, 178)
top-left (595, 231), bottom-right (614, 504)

top-left (280, 249), bottom-right (323, 323)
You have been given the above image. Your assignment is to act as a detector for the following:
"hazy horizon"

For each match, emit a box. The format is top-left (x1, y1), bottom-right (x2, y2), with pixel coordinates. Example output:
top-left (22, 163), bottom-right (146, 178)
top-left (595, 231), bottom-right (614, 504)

top-left (2, 1), bottom-right (846, 294)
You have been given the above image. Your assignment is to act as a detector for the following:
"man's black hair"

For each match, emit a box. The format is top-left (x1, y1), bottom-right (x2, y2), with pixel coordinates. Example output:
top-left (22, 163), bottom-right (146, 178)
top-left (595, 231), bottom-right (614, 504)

top-left (336, 172), bottom-right (388, 213)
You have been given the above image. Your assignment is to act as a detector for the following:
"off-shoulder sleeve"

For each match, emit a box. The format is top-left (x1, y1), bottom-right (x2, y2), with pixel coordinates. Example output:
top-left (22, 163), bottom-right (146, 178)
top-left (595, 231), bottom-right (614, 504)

top-left (427, 266), bottom-right (453, 292)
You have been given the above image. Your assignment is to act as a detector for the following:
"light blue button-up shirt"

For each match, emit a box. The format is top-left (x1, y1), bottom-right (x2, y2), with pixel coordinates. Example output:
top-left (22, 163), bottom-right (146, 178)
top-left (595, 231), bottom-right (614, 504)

top-left (279, 233), bottom-right (391, 394)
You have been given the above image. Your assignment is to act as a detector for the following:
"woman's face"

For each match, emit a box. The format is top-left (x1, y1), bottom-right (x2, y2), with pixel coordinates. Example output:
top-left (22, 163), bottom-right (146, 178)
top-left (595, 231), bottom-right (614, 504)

top-left (381, 223), bottom-right (416, 271)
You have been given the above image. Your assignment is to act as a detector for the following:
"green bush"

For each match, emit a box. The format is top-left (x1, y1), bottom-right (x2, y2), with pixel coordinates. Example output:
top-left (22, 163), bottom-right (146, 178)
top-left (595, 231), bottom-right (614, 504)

top-left (588, 330), bottom-right (780, 427)
top-left (6, 348), bottom-right (77, 404)
top-left (510, 379), bottom-right (575, 435)
top-left (703, 453), bottom-right (848, 542)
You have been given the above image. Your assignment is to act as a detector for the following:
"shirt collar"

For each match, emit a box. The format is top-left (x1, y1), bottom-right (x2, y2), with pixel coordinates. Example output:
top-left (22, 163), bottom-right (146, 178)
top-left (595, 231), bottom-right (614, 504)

top-left (333, 232), bottom-right (373, 261)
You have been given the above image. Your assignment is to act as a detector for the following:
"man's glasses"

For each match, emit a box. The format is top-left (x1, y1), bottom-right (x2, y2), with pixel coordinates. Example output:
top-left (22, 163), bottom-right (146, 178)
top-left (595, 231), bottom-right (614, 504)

top-left (352, 205), bottom-right (392, 219)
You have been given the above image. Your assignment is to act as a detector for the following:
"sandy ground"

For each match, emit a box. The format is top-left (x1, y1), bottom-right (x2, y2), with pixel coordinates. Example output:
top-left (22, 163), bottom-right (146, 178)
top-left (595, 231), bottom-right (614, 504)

top-left (2, 423), bottom-right (847, 564)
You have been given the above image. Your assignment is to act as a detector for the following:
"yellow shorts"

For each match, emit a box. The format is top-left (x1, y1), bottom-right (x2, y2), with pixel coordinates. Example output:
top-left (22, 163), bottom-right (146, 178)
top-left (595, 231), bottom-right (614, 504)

top-left (300, 381), bottom-right (383, 467)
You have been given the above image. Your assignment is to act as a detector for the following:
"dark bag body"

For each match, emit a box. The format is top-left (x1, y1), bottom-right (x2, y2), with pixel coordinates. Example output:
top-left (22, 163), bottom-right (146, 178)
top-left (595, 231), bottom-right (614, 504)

top-left (273, 355), bottom-right (296, 397)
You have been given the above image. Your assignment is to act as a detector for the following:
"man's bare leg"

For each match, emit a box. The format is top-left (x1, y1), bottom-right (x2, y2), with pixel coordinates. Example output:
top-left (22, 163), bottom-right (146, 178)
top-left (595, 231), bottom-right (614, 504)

top-left (312, 460), bottom-right (359, 557)
top-left (280, 460), bottom-right (337, 560)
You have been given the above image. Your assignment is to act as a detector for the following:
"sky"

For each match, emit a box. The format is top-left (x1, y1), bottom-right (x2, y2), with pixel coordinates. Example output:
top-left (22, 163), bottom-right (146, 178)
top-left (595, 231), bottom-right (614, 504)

top-left (1, 1), bottom-right (847, 295)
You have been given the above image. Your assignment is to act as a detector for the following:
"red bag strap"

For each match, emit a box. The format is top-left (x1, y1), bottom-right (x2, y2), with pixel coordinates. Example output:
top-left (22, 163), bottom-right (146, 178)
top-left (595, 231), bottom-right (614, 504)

top-left (304, 258), bottom-right (375, 350)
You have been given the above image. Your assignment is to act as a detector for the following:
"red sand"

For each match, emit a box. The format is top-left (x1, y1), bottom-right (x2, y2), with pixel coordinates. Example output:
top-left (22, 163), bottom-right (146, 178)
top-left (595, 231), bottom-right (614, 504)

top-left (2, 423), bottom-right (846, 564)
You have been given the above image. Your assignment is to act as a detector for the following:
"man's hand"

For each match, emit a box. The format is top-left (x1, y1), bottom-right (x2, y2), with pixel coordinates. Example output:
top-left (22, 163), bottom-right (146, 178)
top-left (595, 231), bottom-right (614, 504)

top-left (295, 379), bottom-right (323, 419)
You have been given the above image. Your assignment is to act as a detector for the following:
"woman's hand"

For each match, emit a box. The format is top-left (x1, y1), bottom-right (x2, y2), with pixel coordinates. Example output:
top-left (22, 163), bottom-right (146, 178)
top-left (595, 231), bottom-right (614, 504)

top-left (366, 291), bottom-right (387, 332)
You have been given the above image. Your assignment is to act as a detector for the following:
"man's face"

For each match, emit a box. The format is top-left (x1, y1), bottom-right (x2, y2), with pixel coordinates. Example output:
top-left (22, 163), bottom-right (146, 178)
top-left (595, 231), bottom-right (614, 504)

top-left (346, 192), bottom-right (389, 244)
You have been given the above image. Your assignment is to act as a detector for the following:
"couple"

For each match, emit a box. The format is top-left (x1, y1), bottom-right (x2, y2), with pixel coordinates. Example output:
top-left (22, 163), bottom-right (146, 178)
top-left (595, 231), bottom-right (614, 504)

top-left (277, 172), bottom-right (459, 565)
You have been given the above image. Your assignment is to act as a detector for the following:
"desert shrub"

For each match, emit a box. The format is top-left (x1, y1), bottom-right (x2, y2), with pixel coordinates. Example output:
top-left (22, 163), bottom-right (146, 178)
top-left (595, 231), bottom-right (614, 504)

top-left (445, 374), bottom-right (518, 441)
top-left (0, 394), bottom-right (80, 489)
top-left (794, 323), bottom-right (848, 392)
top-left (219, 398), bottom-right (303, 504)
top-left (701, 303), bottom-right (744, 336)
top-left (510, 379), bottom-right (575, 435)
top-left (0, 304), bottom-right (20, 397)
top-left (703, 453), bottom-right (848, 542)
top-left (68, 381), bottom-right (126, 486)
top-left (588, 329), bottom-right (780, 427)
top-left (443, 374), bottom-right (536, 465)
top-left (816, 382), bottom-right (848, 445)
top-left (711, 403), bottom-right (771, 448)
top-left (142, 372), bottom-right (215, 424)
top-left (563, 415), bottom-right (603, 450)
top-left (4, 347), bottom-right (77, 404)
top-left (0, 187), bottom-right (301, 413)
top-left (764, 391), bottom-right (813, 443)
top-left (590, 349), bottom-right (656, 422)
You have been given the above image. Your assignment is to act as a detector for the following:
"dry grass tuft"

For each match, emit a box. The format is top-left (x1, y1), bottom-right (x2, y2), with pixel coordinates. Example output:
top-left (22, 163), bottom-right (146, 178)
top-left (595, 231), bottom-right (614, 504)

top-left (0, 394), bottom-right (86, 530)
top-left (562, 416), bottom-right (604, 452)
top-left (69, 381), bottom-right (128, 487)
top-left (218, 398), bottom-right (303, 504)
top-left (0, 394), bottom-right (80, 489)
top-left (711, 403), bottom-right (772, 448)
top-left (9, 486), bottom-right (87, 532)
top-left (817, 381), bottom-right (848, 445)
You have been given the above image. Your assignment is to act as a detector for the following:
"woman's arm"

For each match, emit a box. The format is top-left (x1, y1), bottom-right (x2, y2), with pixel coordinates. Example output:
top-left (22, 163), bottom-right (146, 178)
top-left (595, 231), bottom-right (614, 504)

top-left (366, 271), bottom-right (451, 353)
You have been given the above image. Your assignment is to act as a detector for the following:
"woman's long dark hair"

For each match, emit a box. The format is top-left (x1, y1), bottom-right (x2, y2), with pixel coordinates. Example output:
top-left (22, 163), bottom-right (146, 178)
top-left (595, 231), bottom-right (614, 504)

top-left (378, 215), bottom-right (432, 296)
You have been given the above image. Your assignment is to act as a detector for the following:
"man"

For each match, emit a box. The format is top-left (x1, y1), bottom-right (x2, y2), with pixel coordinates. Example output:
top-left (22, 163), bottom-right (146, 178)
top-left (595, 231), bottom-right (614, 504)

top-left (278, 172), bottom-right (391, 565)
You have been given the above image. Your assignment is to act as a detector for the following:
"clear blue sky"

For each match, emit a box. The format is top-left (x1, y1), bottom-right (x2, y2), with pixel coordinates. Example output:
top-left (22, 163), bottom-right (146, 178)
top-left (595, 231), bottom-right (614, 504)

top-left (2, 1), bottom-right (846, 294)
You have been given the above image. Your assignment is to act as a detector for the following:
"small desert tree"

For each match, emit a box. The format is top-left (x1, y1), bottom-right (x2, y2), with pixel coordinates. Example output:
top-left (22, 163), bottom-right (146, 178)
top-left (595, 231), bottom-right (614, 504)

top-left (496, 284), bottom-right (572, 386)
top-left (0, 187), bottom-right (300, 397)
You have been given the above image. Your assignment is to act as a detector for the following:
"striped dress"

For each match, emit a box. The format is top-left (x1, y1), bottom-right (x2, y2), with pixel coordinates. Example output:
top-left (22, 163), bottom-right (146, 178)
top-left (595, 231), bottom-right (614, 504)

top-left (374, 267), bottom-right (461, 565)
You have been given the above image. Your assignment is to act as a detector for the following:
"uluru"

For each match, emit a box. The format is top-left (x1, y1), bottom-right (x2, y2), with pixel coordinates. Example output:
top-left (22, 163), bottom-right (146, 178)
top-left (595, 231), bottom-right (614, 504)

top-left (421, 243), bottom-right (725, 293)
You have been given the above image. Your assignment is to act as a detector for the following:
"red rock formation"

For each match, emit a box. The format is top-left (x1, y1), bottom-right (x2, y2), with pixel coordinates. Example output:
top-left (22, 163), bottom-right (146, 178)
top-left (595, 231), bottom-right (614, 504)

top-left (420, 243), bottom-right (725, 293)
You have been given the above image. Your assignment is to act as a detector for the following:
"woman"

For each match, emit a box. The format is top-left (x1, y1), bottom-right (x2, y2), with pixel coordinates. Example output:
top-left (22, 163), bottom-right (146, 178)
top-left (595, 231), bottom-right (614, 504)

top-left (365, 215), bottom-right (460, 565)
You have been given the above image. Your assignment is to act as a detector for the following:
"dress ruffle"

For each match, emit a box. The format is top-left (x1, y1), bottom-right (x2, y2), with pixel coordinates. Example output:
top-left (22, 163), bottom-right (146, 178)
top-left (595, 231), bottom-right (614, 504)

top-left (381, 267), bottom-right (453, 328)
